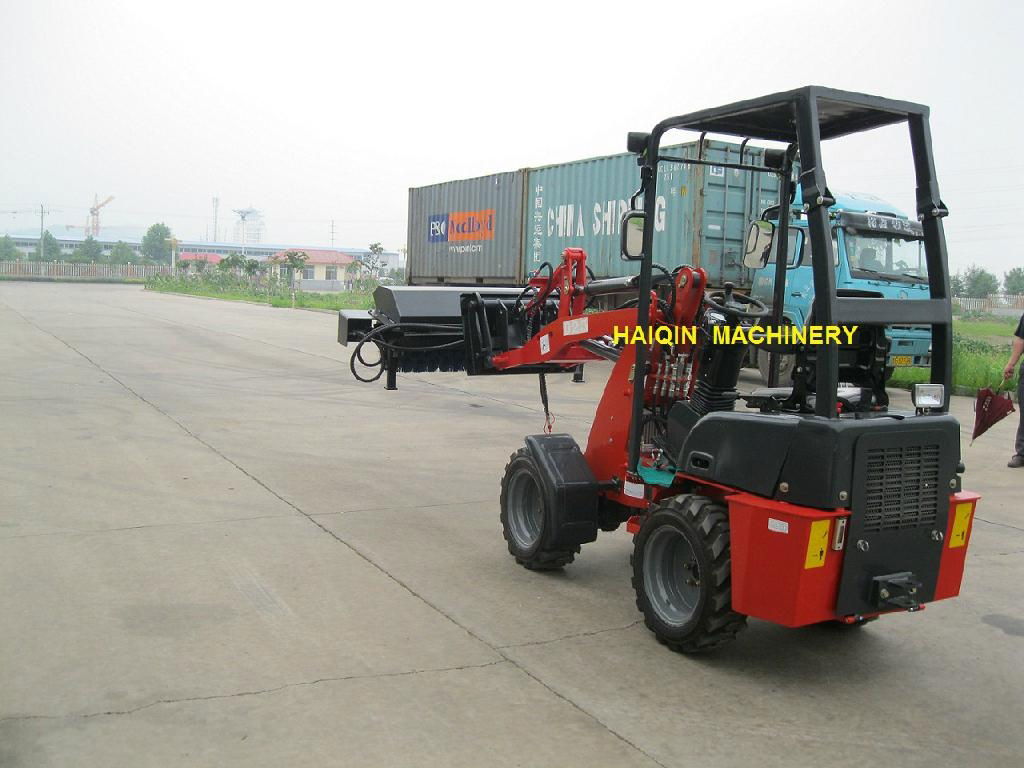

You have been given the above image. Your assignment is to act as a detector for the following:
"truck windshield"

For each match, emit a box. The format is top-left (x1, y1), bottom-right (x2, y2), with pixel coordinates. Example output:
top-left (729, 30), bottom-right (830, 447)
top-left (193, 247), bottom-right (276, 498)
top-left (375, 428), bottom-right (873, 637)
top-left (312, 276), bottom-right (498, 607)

top-left (763, 229), bottom-right (802, 266)
top-left (845, 230), bottom-right (927, 283)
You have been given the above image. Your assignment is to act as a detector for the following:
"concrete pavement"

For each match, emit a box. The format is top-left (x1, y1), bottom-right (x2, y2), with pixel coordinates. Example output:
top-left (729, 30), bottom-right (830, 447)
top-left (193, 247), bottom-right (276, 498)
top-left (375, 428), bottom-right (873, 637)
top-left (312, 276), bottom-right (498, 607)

top-left (1, 282), bottom-right (1021, 767)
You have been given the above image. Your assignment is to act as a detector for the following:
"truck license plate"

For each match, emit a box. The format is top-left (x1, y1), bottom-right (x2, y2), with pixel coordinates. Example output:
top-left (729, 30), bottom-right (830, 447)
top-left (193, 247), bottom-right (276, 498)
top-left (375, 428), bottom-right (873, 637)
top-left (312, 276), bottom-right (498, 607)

top-left (891, 355), bottom-right (913, 367)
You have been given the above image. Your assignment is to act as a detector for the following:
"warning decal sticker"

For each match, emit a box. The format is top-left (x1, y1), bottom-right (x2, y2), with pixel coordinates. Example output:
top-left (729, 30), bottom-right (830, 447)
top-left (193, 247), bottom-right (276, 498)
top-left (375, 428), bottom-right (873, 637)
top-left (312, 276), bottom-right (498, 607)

top-left (804, 520), bottom-right (831, 569)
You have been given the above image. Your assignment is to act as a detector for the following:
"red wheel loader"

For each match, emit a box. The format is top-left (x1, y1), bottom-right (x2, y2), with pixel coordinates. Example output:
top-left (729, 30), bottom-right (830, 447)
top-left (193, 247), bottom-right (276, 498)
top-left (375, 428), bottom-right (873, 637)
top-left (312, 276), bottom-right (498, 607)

top-left (340, 87), bottom-right (979, 652)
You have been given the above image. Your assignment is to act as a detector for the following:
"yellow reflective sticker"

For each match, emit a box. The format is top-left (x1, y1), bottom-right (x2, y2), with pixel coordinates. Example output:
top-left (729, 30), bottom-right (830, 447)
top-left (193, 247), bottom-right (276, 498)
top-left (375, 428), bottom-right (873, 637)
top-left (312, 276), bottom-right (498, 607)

top-left (804, 519), bottom-right (831, 569)
top-left (949, 503), bottom-right (973, 549)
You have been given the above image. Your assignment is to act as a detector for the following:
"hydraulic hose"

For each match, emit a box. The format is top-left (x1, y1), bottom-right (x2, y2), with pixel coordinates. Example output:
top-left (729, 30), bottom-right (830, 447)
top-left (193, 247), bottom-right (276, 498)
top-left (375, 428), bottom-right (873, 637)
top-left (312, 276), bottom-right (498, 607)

top-left (349, 319), bottom-right (464, 383)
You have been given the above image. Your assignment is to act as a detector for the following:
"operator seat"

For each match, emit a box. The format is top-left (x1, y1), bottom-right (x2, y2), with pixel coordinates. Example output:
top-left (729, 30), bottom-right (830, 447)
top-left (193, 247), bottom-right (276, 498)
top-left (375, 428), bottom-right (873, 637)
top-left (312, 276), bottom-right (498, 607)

top-left (747, 323), bottom-right (890, 412)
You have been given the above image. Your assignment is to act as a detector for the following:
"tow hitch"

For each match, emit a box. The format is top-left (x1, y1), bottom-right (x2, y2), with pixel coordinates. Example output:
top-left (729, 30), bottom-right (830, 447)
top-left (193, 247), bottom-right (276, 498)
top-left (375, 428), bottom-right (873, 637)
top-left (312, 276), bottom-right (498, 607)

top-left (872, 572), bottom-right (923, 610)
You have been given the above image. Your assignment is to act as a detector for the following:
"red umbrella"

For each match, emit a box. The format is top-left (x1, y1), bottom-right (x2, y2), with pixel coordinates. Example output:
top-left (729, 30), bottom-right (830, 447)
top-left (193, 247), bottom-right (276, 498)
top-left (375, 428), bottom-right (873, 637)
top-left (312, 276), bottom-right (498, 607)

top-left (972, 381), bottom-right (1016, 443)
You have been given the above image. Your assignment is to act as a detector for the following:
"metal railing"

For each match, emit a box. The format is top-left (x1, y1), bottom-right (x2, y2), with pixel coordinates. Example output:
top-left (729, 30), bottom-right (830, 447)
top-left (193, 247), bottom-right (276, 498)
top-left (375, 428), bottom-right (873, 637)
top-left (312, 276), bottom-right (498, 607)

top-left (953, 294), bottom-right (1024, 313)
top-left (0, 261), bottom-right (173, 280)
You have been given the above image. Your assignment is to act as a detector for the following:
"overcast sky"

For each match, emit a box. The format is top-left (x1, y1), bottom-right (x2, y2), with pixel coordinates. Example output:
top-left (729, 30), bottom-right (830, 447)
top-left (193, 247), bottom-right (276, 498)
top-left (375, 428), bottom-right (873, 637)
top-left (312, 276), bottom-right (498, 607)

top-left (1, 1), bottom-right (1020, 275)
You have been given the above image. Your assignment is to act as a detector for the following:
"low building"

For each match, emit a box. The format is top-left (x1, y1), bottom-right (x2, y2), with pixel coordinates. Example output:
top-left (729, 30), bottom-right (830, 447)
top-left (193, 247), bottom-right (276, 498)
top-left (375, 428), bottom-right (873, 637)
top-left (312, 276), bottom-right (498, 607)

top-left (268, 249), bottom-right (361, 292)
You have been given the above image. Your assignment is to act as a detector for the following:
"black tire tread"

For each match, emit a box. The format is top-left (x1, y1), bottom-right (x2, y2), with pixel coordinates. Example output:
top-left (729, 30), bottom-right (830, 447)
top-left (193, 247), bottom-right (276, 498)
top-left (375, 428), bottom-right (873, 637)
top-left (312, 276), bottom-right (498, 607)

top-left (631, 494), bottom-right (746, 653)
top-left (499, 448), bottom-right (578, 570)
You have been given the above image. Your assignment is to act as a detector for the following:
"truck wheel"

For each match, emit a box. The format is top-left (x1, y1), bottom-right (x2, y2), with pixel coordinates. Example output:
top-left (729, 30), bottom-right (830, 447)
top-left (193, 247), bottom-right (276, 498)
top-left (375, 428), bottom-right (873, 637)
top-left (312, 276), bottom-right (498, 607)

top-left (758, 350), bottom-right (794, 384)
top-left (631, 494), bottom-right (746, 653)
top-left (499, 448), bottom-right (578, 570)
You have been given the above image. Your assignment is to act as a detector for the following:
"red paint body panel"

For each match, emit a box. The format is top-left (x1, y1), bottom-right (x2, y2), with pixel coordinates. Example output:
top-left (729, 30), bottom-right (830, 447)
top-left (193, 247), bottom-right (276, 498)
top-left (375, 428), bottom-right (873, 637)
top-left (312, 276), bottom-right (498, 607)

top-left (727, 493), bottom-right (848, 627)
top-left (583, 343), bottom-right (637, 488)
top-left (934, 491), bottom-right (981, 601)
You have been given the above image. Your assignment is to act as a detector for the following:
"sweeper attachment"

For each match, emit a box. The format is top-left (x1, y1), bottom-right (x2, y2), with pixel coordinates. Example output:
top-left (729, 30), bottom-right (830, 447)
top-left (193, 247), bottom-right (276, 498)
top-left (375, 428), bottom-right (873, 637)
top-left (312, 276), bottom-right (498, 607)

top-left (340, 87), bottom-right (979, 653)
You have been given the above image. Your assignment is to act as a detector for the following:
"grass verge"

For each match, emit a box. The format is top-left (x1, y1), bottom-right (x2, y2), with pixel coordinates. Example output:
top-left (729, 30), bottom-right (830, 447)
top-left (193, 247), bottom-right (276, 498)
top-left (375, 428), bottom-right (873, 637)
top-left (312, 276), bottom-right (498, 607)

top-left (890, 319), bottom-right (1020, 394)
top-left (145, 274), bottom-right (374, 311)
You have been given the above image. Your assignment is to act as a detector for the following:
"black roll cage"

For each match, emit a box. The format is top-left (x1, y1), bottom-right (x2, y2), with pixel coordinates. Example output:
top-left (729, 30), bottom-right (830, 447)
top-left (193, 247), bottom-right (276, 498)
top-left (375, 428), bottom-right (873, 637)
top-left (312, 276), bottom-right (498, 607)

top-left (625, 86), bottom-right (953, 472)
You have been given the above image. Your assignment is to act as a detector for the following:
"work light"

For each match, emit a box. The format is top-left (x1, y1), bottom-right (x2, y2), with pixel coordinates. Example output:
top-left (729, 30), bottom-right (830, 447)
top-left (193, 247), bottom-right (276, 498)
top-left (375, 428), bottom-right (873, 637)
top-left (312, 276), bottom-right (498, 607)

top-left (912, 383), bottom-right (944, 409)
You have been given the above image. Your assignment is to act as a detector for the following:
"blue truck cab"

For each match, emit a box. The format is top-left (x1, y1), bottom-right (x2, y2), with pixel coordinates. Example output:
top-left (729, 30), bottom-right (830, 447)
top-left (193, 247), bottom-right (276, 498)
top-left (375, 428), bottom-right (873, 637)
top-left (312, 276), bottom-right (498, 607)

top-left (748, 192), bottom-right (932, 382)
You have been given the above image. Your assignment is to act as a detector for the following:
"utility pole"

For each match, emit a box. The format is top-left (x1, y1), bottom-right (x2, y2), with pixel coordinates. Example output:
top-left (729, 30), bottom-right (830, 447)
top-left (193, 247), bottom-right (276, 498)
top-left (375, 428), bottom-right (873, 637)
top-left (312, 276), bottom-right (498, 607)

top-left (39, 204), bottom-right (50, 260)
top-left (212, 196), bottom-right (220, 242)
top-left (330, 219), bottom-right (335, 247)
top-left (165, 236), bottom-right (179, 270)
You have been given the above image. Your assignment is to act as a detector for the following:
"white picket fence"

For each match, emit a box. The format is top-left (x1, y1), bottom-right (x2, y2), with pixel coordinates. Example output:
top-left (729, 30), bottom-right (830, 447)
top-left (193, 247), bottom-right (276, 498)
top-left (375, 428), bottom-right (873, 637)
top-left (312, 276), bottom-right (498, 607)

top-left (0, 261), bottom-right (173, 280)
top-left (953, 294), bottom-right (1024, 313)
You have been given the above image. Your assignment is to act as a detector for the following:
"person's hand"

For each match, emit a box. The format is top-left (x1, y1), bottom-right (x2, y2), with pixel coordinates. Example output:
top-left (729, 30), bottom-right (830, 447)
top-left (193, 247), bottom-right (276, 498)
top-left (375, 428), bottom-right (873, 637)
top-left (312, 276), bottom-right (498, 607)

top-left (1005, 362), bottom-right (1017, 380)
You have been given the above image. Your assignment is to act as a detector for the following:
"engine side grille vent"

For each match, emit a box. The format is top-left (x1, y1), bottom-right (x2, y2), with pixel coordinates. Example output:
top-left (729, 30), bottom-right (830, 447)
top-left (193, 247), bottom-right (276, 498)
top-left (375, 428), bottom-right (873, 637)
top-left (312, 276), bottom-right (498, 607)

top-left (862, 444), bottom-right (941, 533)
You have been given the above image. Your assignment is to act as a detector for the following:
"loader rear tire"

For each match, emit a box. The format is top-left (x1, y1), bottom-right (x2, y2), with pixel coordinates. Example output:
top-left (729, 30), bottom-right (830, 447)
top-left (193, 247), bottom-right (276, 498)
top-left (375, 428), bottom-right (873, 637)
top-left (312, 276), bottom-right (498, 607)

top-left (632, 494), bottom-right (746, 653)
top-left (500, 448), bottom-right (578, 570)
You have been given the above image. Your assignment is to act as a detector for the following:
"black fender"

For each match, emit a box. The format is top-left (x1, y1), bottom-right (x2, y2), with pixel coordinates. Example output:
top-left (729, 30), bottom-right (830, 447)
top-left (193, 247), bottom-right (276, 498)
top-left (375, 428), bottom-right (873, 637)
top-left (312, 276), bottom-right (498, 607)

top-left (523, 434), bottom-right (599, 548)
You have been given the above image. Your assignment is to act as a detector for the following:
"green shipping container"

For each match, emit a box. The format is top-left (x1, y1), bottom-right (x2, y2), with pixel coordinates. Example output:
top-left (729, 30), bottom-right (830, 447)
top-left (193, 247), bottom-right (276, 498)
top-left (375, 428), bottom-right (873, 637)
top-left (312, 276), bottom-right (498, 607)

top-left (524, 140), bottom-right (780, 288)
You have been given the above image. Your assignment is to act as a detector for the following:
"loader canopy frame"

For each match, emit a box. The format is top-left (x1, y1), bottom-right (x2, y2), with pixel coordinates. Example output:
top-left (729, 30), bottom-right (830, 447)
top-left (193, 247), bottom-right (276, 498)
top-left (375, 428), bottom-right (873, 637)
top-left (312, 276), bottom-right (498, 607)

top-left (627, 86), bottom-right (954, 471)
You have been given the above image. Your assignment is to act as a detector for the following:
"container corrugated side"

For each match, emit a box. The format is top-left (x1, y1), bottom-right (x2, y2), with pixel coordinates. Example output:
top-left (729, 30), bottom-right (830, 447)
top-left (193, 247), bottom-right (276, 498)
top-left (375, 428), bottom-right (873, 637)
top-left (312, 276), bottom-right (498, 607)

top-left (407, 171), bottom-right (525, 284)
top-left (697, 142), bottom-right (782, 287)
top-left (523, 140), bottom-right (780, 286)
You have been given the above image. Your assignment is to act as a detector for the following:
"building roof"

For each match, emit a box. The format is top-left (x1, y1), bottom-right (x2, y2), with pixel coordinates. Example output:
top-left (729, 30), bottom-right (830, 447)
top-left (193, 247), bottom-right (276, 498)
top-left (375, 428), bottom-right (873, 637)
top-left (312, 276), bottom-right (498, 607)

top-left (1, 229), bottom-right (396, 261)
top-left (179, 252), bottom-right (223, 264)
top-left (269, 248), bottom-right (357, 265)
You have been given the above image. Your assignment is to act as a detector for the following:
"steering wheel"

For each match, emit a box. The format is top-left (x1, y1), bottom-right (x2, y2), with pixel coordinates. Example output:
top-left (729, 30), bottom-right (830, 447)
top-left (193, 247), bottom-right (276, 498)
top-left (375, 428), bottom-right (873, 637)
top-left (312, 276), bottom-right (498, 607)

top-left (704, 282), bottom-right (769, 319)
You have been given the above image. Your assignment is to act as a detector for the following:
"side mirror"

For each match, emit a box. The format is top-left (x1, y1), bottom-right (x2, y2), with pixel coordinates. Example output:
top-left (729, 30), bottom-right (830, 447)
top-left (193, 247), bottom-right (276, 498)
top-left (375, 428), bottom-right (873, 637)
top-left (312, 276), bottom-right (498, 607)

top-left (620, 211), bottom-right (646, 261)
top-left (743, 220), bottom-right (775, 269)
top-left (627, 131), bottom-right (650, 154)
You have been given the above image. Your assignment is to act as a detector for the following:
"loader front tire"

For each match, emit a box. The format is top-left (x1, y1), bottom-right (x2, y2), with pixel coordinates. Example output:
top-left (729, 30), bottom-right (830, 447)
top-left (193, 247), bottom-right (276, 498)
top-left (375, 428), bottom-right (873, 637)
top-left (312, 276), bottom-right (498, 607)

top-left (500, 448), bottom-right (578, 570)
top-left (632, 494), bottom-right (746, 653)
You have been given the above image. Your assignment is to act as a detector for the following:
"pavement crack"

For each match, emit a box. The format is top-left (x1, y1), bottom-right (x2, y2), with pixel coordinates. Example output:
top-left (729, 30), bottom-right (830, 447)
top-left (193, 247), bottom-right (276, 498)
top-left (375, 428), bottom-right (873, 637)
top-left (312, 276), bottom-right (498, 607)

top-left (6, 303), bottom-right (667, 768)
top-left (974, 516), bottom-right (1024, 533)
top-left (0, 660), bottom-right (508, 724)
top-left (0, 513), bottom-right (295, 541)
top-left (498, 620), bottom-right (642, 650)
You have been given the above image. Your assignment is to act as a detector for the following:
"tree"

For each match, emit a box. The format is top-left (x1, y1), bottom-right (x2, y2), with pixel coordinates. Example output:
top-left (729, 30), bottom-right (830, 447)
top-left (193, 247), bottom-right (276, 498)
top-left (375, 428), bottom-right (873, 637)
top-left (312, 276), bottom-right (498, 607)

top-left (344, 259), bottom-right (362, 286)
top-left (1005, 267), bottom-right (1024, 296)
top-left (962, 265), bottom-right (1000, 299)
top-left (273, 250), bottom-right (308, 307)
top-left (243, 258), bottom-right (263, 278)
top-left (33, 230), bottom-right (61, 261)
top-left (218, 252), bottom-right (246, 273)
top-left (0, 235), bottom-right (18, 261)
top-left (70, 236), bottom-right (104, 263)
top-left (107, 241), bottom-right (135, 264)
top-left (276, 250), bottom-right (308, 281)
top-left (141, 223), bottom-right (173, 264)
top-left (950, 271), bottom-right (965, 297)
top-left (363, 242), bottom-right (385, 278)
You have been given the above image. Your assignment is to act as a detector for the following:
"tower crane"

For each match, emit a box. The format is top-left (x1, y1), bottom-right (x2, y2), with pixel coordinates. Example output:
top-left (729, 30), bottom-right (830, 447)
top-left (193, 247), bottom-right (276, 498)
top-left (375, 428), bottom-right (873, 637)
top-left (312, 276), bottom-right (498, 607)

top-left (88, 195), bottom-right (114, 237)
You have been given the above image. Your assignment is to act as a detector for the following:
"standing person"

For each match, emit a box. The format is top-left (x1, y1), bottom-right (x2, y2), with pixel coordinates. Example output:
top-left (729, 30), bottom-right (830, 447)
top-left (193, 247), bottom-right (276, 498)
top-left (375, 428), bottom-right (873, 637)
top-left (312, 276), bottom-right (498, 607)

top-left (1005, 312), bottom-right (1024, 468)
